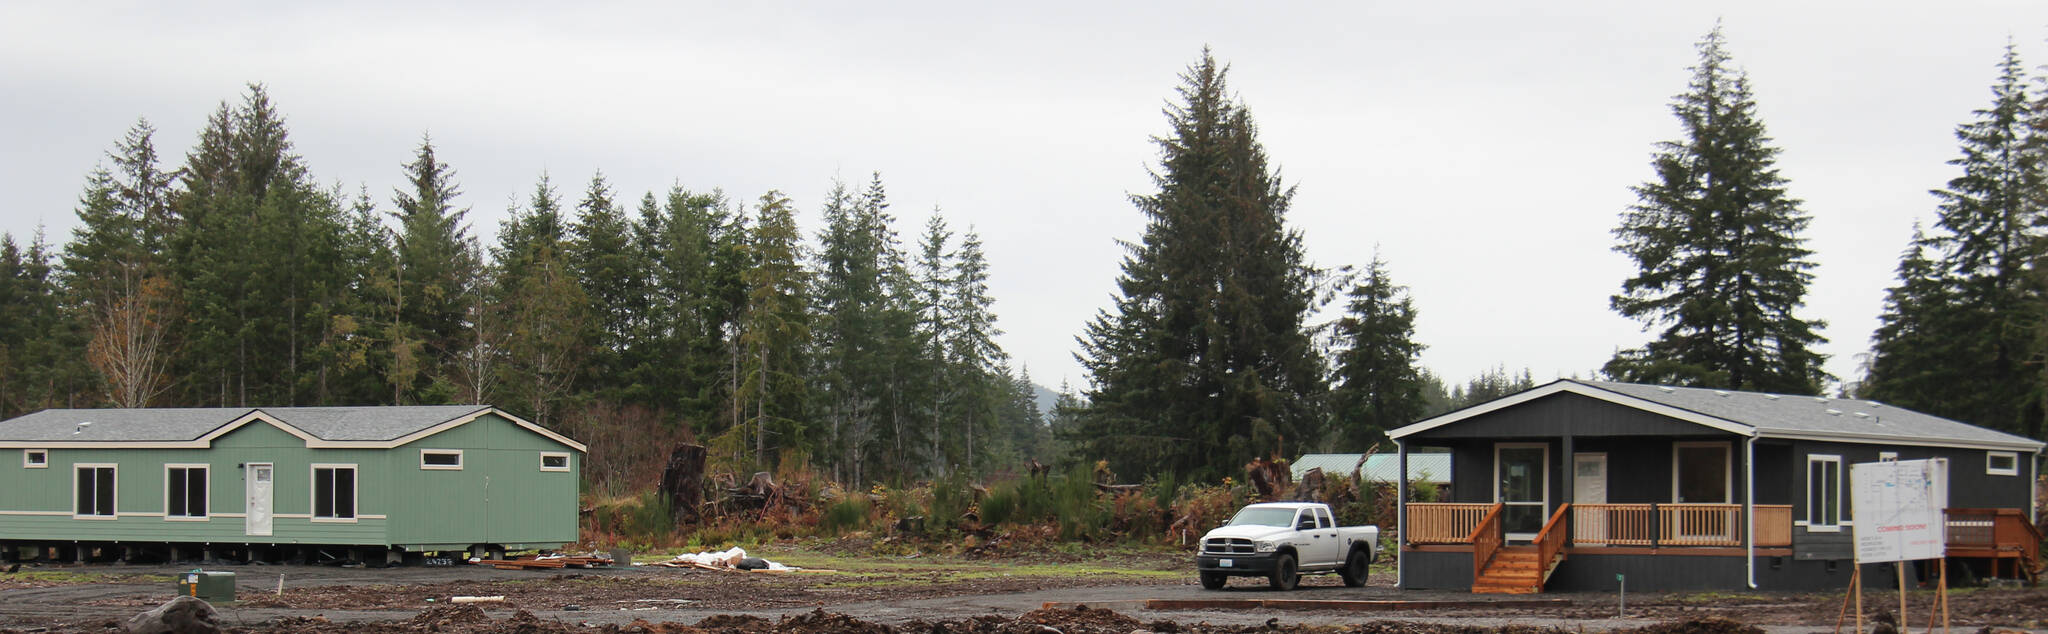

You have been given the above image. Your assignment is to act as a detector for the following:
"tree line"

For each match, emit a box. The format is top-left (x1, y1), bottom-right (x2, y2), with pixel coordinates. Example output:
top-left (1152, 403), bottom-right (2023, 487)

top-left (14, 30), bottom-right (2046, 491)
top-left (3, 85), bottom-right (1046, 488)
top-left (1063, 31), bottom-right (2048, 483)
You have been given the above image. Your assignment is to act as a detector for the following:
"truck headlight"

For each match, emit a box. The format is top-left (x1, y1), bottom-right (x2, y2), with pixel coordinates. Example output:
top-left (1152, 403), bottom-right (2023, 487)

top-left (1254, 540), bottom-right (1278, 553)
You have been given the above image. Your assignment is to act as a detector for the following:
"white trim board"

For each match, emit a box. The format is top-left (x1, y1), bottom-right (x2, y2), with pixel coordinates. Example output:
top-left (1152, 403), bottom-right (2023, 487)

top-left (1389, 380), bottom-right (1756, 439)
top-left (0, 407), bottom-right (589, 453)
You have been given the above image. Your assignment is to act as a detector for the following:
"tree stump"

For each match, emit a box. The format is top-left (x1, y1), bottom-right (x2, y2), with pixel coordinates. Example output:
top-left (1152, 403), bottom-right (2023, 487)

top-left (658, 443), bottom-right (706, 526)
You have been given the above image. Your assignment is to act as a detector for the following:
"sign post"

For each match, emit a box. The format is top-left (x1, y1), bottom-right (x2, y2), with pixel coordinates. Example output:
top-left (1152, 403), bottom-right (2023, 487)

top-left (1847, 459), bottom-right (1949, 634)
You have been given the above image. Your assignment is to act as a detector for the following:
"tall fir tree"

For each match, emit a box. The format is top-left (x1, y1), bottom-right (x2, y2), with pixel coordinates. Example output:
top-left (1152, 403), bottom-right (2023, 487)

top-left (0, 234), bottom-right (89, 415)
top-left (1606, 27), bottom-right (1828, 394)
top-left (65, 121), bottom-right (179, 407)
top-left (1867, 43), bottom-right (2044, 435)
top-left (1326, 254), bottom-right (1426, 451)
top-left (568, 172), bottom-right (643, 395)
top-left (390, 134), bottom-right (478, 404)
top-left (1070, 50), bottom-right (1328, 481)
top-left (737, 190), bottom-right (813, 468)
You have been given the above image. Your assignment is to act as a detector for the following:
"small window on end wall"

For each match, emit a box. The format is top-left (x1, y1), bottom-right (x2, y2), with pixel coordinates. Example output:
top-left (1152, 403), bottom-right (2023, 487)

top-left (1988, 451), bottom-right (2019, 476)
top-left (23, 449), bottom-right (46, 468)
top-left (420, 450), bottom-right (463, 470)
top-left (540, 452), bottom-right (571, 472)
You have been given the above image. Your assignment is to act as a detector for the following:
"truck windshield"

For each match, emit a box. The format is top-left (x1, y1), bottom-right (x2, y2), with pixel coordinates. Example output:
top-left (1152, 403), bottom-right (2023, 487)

top-left (1226, 507), bottom-right (1297, 527)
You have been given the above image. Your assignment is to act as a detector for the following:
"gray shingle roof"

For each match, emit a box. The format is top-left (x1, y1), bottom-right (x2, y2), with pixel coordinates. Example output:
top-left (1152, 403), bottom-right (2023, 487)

top-left (0, 406), bottom-right (491, 443)
top-left (1578, 380), bottom-right (2043, 450)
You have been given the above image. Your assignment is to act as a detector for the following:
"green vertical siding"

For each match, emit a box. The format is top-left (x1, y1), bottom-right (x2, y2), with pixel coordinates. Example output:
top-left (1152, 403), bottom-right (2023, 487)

top-left (383, 414), bottom-right (580, 549)
top-left (0, 413), bottom-right (579, 550)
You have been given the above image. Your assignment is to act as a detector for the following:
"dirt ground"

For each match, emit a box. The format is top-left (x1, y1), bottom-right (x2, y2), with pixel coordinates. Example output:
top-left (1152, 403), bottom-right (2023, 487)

top-left (1, 551), bottom-right (2044, 633)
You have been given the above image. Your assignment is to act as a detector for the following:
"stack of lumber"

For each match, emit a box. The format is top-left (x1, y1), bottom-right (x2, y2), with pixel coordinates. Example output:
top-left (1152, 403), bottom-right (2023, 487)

top-left (476, 554), bottom-right (614, 570)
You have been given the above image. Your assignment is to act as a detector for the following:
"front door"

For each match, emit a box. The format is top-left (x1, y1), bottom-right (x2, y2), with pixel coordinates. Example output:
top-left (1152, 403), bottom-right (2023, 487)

top-left (1672, 442), bottom-right (1732, 540)
top-left (1495, 443), bottom-right (1548, 538)
top-left (246, 463), bottom-right (273, 537)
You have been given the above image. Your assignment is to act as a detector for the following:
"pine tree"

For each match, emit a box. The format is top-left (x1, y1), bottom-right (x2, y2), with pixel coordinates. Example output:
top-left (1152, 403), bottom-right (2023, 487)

top-left (390, 134), bottom-right (478, 403)
top-left (0, 234), bottom-right (89, 415)
top-left (1327, 255), bottom-right (1426, 451)
top-left (1606, 27), bottom-right (1828, 394)
top-left (1864, 227), bottom-right (1962, 411)
top-left (1868, 43), bottom-right (2044, 435)
top-left (65, 121), bottom-right (180, 407)
top-left (737, 190), bottom-right (812, 467)
top-left (568, 172), bottom-right (642, 394)
top-left (1071, 50), bottom-right (1328, 481)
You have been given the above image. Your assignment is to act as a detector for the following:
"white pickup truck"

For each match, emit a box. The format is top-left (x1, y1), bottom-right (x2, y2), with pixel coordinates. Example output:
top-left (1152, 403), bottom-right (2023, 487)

top-left (1194, 502), bottom-right (1378, 590)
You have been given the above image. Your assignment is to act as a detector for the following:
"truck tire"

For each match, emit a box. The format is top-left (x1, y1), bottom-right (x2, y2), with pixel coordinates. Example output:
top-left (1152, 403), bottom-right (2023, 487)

top-left (1339, 548), bottom-right (1369, 587)
top-left (1267, 553), bottom-right (1298, 591)
top-left (1200, 572), bottom-right (1226, 590)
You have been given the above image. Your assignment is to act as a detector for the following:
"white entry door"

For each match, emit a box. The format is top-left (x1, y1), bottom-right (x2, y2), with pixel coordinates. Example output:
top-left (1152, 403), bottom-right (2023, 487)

top-left (1573, 453), bottom-right (1608, 542)
top-left (1573, 453), bottom-right (1607, 504)
top-left (246, 463), bottom-right (273, 537)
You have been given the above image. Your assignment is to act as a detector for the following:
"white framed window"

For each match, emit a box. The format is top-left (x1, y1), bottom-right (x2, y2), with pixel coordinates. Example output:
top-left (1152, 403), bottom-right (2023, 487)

top-left (1806, 455), bottom-right (1842, 532)
top-left (419, 449), bottom-right (463, 470)
top-left (312, 464), bottom-right (357, 521)
top-left (164, 464), bottom-right (208, 520)
top-left (539, 452), bottom-right (571, 472)
top-left (73, 463), bottom-right (116, 519)
top-left (22, 449), bottom-right (46, 468)
top-left (1987, 451), bottom-right (2019, 476)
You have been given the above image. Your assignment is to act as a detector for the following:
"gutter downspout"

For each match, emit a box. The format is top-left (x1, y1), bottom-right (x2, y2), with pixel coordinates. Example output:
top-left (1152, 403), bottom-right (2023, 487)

top-left (1396, 438), bottom-right (1408, 589)
top-left (1746, 433), bottom-right (1757, 589)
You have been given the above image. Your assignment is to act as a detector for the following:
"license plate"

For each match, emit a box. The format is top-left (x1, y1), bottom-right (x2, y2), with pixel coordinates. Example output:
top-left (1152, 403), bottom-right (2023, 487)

top-left (1219, 559), bottom-right (1233, 568)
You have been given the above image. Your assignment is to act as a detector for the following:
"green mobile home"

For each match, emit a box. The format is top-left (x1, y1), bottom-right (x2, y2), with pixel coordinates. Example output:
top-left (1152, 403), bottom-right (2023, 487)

top-left (0, 405), bottom-right (585, 563)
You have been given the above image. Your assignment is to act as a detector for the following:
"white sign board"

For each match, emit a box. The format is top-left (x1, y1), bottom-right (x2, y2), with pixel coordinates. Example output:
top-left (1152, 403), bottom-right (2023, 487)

top-left (1850, 458), bottom-right (1948, 563)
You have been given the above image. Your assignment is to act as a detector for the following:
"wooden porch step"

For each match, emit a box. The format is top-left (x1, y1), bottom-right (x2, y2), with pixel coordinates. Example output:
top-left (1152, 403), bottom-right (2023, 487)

top-left (1471, 546), bottom-right (1561, 594)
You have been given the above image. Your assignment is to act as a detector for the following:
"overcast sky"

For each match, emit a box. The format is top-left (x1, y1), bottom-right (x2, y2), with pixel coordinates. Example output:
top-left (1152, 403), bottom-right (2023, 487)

top-left (4, 2), bottom-right (2047, 395)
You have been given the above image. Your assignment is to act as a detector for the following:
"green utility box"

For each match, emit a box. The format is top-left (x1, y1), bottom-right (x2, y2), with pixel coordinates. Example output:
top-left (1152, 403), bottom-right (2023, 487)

top-left (176, 570), bottom-right (235, 602)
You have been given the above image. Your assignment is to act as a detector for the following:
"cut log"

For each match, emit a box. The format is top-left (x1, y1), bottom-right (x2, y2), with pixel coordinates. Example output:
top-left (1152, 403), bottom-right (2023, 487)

top-left (658, 443), bottom-right (707, 526)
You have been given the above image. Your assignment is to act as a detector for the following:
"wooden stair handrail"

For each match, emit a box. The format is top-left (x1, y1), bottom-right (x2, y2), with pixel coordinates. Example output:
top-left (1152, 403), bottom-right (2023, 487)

top-left (1469, 503), bottom-right (1505, 585)
top-left (1533, 503), bottom-right (1570, 586)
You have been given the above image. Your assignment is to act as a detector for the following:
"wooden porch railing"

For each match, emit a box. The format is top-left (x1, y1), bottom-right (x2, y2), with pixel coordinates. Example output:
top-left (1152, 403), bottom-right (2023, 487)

top-left (1418, 502), bottom-right (1793, 548)
top-left (1534, 503), bottom-right (1570, 581)
top-left (1406, 503), bottom-right (1495, 544)
top-left (1469, 503), bottom-right (1504, 583)
top-left (1573, 504), bottom-right (1655, 546)
top-left (1945, 507), bottom-right (2043, 581)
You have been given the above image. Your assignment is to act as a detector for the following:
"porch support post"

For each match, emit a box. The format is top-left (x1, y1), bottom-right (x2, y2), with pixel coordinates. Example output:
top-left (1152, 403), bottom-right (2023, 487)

top-left (1395, 438), bottom-right (1408, 588)
top-left (1561, 435), bottom-right (1574, 508)
top-left (1745, 434), bottom-right (1756, 589)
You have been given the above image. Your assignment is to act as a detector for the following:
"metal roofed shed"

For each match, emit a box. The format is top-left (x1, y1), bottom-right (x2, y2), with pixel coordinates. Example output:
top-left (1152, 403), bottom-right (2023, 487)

top-left (1292, 453), bottom-right (1450, 485)
top-left (0, 405), bottom-right (585, 565)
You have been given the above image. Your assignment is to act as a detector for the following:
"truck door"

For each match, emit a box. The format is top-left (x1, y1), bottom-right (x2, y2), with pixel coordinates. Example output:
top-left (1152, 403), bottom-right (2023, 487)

top-left (1297, 508), bottom-right (1339, 566)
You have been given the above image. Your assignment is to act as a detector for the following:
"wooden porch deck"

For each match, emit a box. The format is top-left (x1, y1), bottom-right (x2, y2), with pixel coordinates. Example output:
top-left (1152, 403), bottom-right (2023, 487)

top-left (1407, 503), bottom-right (2042, 593)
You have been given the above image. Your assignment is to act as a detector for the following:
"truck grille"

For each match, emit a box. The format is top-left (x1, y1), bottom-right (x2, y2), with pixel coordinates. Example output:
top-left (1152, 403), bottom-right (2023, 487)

top-left (1202, 537), bottom-right (1255, 555)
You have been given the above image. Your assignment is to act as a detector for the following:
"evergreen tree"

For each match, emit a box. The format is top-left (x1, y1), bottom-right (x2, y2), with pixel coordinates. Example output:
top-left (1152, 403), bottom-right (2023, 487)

top-left (568, 172), bottom-right (642, 394)
top-left (945, 227), bottom-right (1004, 474)
top-left (390, 134), bottom-right (478, 403)
top-left (1606, 27), bottom-right (1827, 394)
top-left (811, 176), bottom-right (909, 484)
top-left (1327, 255), bottom-right (1426, 451)
top-left (65, 121), bottom-right (179, 407)
top-left (1070, 50), bottom-right (1328, 481)
top-left (0, 233), bottom-right (89, 415)
top-left (1868, 43), bottom-right (2044, 435)
top-left (737, 190), bottom-right (812, 467)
